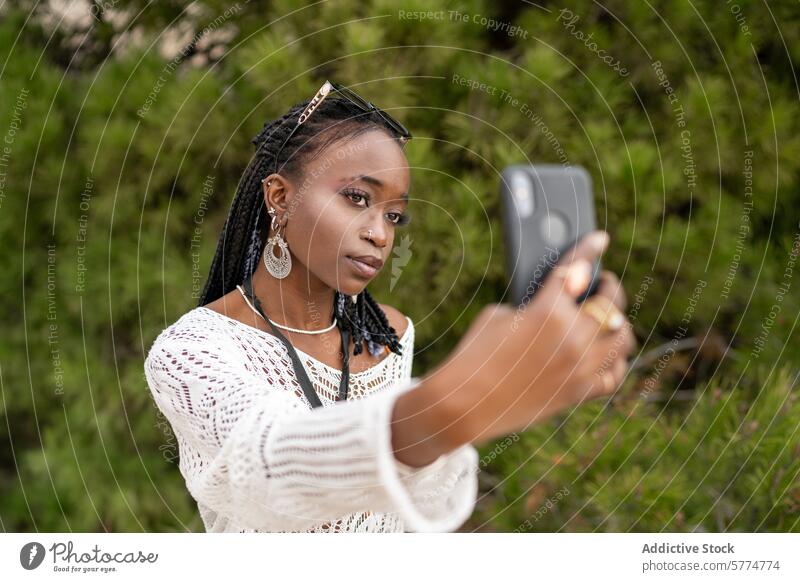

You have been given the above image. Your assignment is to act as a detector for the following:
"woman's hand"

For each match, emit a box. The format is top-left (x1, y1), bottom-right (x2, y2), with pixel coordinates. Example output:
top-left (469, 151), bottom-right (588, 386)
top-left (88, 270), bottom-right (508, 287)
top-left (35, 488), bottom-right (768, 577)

top-left (408, 231), bottom-right (637, 456)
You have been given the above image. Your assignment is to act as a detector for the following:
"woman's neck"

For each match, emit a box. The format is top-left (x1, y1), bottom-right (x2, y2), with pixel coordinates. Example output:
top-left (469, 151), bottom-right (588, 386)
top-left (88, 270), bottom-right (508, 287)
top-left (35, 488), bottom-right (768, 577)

top-left (249, 258), bottom-right (337, 331)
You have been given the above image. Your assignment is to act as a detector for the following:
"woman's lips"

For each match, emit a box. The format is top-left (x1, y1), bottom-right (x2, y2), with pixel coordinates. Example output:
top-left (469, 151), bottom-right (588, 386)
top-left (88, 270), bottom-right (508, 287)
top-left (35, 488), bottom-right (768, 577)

top-left (347, 256), bottom-right (379, 278)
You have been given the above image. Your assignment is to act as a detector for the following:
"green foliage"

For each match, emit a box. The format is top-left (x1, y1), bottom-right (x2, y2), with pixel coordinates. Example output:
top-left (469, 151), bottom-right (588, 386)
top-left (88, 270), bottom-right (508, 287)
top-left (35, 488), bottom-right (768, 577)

top-left (472, 368), bottom-right (800, 532)
top-left (1, 0), bottom-right (798, 531)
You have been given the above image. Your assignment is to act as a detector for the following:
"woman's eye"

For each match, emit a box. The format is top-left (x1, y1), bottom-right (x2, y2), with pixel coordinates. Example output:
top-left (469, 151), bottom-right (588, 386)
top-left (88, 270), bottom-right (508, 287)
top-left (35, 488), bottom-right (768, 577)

top-left (342, 189), bottom-right (410, 226)
top-left (388, 212), bottom-right (411, 226)
top-left (344, 190), bottom-right (368, 206)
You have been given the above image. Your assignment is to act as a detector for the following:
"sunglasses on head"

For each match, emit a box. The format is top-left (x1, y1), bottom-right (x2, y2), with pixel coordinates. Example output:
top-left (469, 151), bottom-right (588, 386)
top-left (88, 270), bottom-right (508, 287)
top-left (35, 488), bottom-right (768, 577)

top-left (272, 80), bottom-right (412, 174)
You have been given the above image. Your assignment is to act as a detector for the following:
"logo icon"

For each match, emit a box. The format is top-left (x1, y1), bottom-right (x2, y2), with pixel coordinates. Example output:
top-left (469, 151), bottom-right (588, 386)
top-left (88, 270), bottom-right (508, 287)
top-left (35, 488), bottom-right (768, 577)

top-left (389, 234), bottom-right (413, 292)
top-left (20, 542), bottom-right (46, 570)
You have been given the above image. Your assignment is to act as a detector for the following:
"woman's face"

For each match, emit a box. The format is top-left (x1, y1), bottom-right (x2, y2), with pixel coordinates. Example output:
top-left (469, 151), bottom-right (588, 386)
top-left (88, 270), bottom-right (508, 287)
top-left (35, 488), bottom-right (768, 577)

top-left (264, 128), bottom-right (411, 296)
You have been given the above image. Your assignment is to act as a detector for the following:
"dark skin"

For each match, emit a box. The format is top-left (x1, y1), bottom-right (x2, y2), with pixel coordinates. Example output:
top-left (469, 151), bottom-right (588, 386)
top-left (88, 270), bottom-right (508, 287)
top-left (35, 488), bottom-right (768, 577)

top-left (204, 129), bottom-right (411, 373)
top-left (205, 128), bottom-right (636, 467)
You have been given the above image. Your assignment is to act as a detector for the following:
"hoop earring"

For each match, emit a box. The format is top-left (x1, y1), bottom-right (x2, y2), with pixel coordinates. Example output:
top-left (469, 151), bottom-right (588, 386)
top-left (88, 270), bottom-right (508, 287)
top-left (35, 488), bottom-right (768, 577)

top-left (264, 207), bottom-right (292, 279)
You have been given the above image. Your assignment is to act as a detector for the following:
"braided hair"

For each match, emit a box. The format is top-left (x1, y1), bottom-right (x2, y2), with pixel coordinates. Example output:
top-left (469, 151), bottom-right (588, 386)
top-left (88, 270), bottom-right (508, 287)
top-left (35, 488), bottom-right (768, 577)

top-left (197, 93), bottom-right (407, 358)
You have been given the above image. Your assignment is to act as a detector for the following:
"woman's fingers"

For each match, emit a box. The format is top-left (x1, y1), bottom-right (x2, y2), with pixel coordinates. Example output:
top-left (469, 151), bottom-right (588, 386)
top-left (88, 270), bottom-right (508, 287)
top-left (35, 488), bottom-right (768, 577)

top-left (545, 258), bottom-right (594, 301)
top-left (603, 314), bottom-right (637, 352)
top-left (515, 230), bottom-right (609, 315)
top-left (558, 230), bottom-right (609, 266)
top-left (595, 270), bottom-right (627, 311)
top-left (542, 231), bottom-right (609, 305)
top-left (583, 346), bottom-right (631, 402)
top-left (586, 320), bottom-right (637, 378)
top-left (536, 231), bottom-right (609, 301)
top-left (601, 357), bottom-right (629, 396)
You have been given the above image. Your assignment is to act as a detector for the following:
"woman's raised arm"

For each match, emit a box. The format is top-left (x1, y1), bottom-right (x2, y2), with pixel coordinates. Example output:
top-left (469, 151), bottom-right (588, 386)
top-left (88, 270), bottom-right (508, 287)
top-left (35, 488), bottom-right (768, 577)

top-left (390, 231), bottom-right (636, 465)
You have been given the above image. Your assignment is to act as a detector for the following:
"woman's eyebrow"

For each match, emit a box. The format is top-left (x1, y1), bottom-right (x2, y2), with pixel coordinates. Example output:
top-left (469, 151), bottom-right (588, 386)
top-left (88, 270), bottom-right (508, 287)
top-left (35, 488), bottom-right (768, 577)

top-left (342, 174), bottom-right (409, 201)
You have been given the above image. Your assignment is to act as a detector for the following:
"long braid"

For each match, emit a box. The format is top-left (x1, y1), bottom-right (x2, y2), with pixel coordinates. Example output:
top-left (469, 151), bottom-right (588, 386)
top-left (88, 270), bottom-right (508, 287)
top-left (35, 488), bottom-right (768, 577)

top-left (198, 93), bottom-right (406, 359)
top-left (364, 290), bottom-right (402, 354)
top-left (198, 103), bottom-right (303, 304)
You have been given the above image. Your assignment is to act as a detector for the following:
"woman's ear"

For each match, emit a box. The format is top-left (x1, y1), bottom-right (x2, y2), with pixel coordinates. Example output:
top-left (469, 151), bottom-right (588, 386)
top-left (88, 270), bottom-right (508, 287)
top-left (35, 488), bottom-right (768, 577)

top-left (262, 173), bottom-right (291, 223)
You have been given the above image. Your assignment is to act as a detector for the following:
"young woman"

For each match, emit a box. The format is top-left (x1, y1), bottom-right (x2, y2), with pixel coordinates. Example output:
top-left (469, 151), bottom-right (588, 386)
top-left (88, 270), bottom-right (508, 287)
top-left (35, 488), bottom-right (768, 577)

top-left (144, 80), bottom-right (635, 533)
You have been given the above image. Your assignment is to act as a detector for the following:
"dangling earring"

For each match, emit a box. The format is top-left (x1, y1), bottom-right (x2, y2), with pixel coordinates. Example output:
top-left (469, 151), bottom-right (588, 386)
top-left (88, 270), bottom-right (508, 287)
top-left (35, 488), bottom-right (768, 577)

top-left (264, 203), bottom-right (292, 279)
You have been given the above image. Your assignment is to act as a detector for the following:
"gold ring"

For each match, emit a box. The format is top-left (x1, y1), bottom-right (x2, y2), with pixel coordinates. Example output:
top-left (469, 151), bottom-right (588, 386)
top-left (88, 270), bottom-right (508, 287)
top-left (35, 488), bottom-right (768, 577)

top-left (580, 295), bottom-right (626, 333)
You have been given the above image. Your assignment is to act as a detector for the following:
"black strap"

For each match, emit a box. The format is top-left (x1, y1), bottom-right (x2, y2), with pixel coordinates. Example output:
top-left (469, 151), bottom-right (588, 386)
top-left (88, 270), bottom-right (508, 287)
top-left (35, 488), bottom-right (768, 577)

top-left (241, 275), bottom-right (349, 408)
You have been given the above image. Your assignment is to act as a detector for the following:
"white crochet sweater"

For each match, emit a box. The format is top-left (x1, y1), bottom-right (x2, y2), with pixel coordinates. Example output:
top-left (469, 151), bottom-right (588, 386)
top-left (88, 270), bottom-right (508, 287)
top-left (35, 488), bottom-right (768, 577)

top-left (143, 306), bottom-right (479, 532)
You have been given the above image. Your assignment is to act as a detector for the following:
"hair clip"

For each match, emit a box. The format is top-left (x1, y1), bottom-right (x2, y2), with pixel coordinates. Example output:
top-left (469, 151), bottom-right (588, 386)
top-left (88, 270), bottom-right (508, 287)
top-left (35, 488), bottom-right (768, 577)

top-left (298, 81), bottom-right (333, 125)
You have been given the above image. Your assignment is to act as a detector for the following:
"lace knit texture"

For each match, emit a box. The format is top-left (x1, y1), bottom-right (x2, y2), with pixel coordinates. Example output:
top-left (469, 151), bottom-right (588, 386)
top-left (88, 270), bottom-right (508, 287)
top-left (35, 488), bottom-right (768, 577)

top-left (143, 306), bottom-right (479, 532)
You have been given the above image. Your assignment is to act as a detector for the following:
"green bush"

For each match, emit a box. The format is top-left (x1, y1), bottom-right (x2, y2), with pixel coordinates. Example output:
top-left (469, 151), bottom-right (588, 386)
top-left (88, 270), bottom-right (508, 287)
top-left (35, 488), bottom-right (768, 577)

top-left (471, 367), bottom-right (800, 532)
top-left (1, 0), bottom-right (798, 531)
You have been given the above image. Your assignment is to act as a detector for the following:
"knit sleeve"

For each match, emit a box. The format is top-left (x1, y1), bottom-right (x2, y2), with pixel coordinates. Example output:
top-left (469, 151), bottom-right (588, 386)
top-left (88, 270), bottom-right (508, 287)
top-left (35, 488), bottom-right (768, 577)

top-left (143, 336), bottom-right (479, 532)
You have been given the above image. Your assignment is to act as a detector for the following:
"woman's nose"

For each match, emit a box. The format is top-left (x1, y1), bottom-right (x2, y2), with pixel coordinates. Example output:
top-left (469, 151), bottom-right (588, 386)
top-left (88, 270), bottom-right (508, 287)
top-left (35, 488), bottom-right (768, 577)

top-left (362, 219), bottom-right (388, 248)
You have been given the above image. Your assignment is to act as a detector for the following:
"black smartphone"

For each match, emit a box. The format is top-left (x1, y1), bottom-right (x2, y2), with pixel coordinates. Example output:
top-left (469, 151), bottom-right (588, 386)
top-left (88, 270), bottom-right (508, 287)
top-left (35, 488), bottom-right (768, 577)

top-left (500, 164), bottom-right (601, 305)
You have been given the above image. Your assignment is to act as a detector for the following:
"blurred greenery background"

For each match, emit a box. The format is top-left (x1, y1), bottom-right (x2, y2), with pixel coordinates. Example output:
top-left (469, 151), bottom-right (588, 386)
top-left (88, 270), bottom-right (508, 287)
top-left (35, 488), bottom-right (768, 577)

top-left (1, 0), bottom-right (798, 532)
